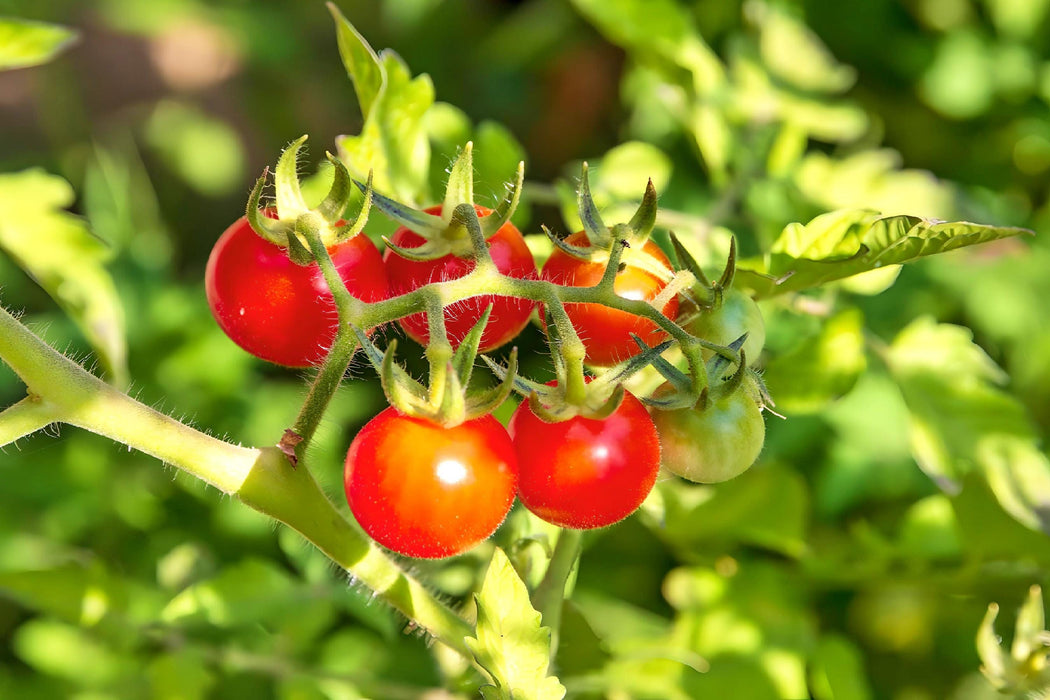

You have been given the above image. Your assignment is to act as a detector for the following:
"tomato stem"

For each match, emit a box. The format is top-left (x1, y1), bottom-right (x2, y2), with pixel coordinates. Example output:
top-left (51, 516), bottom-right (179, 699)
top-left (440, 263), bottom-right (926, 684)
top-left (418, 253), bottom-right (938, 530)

top-left (0, 394), bottom-right (59, 447)
top-left (289, 226), bottom-right (364, 456)
top-left (0, 302), bottom-right (477, 658)
top-left (531, 527), bottom-right (584, 660)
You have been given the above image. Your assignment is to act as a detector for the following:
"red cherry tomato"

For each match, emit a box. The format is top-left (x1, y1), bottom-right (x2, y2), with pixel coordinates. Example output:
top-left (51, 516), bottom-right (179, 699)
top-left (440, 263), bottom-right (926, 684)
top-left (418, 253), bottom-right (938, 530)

top-left (508, 389), bottom-right (661, 529)
top-left (383, 205), bottom-right (537, 353)
top-left (206, 214), bottom-right (388, 367)
top-left (344, 408), bottom-right (518, 558)
top-left (541, 232), bottom-right (679, 366)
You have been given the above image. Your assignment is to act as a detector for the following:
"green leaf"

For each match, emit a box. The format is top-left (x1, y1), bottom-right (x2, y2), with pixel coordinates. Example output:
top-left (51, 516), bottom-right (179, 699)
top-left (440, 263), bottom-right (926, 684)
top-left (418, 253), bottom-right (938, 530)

top-left (466, 548), bottom-right (566, 700)
top-left (762, 308), bottom-right (866, 414)
top-left (569, 0), bottom-right (724, 90)
top-left (795, 150), bottom-right (955, 222)
top-left (809, 635), bottom-right (872, 700)
top-left (0, 169), bottom-right (127, 384)
top-left (336, 48), bottom-right (434, 204)
top-left (0, 17), bottom-right (77, 70)
top-left (12, 618), bottom-right (131, 687)
top-left (756, 6), bottom-right (855, 93)
top-left (328, 2), bottom-right (383, 118)
top-left (147, 647), bottom-right (216, 700)
top-left (887, 318), bottom-right (1050, 533)
top-left (736, 210), bottom-right (1030, 298)
top-left (650, 464), bottom-right (809, 557)
top-left (161, 558), bottom-right (337, 647)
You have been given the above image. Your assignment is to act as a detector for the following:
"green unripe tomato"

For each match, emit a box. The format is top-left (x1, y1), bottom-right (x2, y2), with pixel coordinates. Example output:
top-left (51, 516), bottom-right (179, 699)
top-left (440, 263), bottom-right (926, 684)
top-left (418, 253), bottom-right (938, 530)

top-left (687, 289), bottom-right (765, 365)
top-left (652, 382), bottom-right (765, 483)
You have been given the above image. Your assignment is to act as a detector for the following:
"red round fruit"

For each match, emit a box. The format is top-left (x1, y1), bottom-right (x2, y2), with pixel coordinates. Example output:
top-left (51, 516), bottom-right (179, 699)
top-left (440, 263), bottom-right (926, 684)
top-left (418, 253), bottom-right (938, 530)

top-left (508, 390), bottom-right (661, 529)
top-left (541, 232), bottom-right (679, 366)
top-left (344, 408), bottom-right (518, 559)
top-left (206, 214), bottom-right (388, 367)
top-left (383, 205), bottom-right (537, 352)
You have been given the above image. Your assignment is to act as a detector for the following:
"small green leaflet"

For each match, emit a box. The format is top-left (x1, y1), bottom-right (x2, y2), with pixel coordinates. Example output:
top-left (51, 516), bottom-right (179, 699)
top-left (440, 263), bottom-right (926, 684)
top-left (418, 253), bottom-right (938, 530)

top-left (466, 548), bottom-right (566, 700)
top-left (329, 7), bottom-right (433, 205)
top-left (0, 17), bottom-right (77, 70)
top-left (887, 318), bottom-right (1050, 535)
top-left (736, 210), bottom-right (1031, 299)
top-left (0, 169), bottom-right (128, 385)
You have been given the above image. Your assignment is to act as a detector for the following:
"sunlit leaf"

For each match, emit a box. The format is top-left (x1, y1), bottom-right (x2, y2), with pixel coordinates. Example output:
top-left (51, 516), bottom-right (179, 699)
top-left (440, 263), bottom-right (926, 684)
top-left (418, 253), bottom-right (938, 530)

top-left (465, 548), bottom-right (566, 700)
top-left (756, 5), bottom-right (855, 93)
top-left (569, 0), bottom-right (725, 89)
top-left (329, 2), bottom-right (382, 117)
top-left (0, 17), bottom-right (76, 70)
top-left (736, 210), bottom-right (1030, 298)
top-left (334, 11), bottom-right (434, 206)
top-left (887, 318), bottom-right (1050, 533)
top-left (762, 308), bottom-right (866, 414)
top-left (0, 169), bottom-right (127, 384)
top-left (795, 150), bottom-right (956, 221)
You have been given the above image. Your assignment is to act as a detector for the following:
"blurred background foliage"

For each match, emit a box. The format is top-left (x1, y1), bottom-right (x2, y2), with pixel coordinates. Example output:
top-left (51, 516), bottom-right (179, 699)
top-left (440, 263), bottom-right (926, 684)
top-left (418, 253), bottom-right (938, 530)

top-left (2, 0), bottom-right (1050, 698)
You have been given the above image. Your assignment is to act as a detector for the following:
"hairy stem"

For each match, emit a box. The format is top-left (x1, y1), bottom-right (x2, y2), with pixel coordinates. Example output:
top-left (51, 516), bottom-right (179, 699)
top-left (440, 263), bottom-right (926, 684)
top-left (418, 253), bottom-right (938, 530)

top-left (0, 395), bottom-right (60, 447)
top-left (290, 231), bottom-right (365, 452)
top-left (531, 528), bottom-right (583, 659)
top-left (0, 303), bottom-right (473, 655)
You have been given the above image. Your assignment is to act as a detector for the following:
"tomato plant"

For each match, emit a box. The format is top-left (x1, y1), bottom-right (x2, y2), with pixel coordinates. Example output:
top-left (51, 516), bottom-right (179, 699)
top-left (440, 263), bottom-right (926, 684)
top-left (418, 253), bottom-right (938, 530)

top-left (541, 232), bottom-right (679, 366)
top-left (343, 407), bottom-right (518, 559)
top-left (508, 389), bottom-right (661, 529)
top-left (384, 205), bottom-right (537, 352)
top-left (205, 214), bottom-right (388, 367)
top-left (652, 379), bottom-right (766, 483)
top-left (686, 288), bottom-right (766, 364)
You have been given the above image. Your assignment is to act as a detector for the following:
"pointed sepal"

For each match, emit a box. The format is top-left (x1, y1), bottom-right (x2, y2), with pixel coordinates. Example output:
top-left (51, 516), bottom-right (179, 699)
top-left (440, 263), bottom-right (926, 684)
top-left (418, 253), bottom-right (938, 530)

top-left (466, 348), bottom-right (519, 420)
top-left (669, 231), bottom-right (711, 290)
top-left (624, 178), bottom-right (658, 245)
top-left (442, 142), bottom-right (474, 224)
top-left (576, 162), bottom-right (610, 249)
top-left (479, 161), bottom-right (525, 239)
top-left (543, 225), bottom-right (596, 262)
top-left (275, 135), bottom-right (310, 215)
top-left (333, 168), bottom-right (373, 243)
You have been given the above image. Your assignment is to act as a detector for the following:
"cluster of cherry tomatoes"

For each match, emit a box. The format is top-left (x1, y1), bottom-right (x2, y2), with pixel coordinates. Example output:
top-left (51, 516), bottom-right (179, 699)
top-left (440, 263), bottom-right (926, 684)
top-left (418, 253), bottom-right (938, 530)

top-left (205, 200), bottom-right (765, 559)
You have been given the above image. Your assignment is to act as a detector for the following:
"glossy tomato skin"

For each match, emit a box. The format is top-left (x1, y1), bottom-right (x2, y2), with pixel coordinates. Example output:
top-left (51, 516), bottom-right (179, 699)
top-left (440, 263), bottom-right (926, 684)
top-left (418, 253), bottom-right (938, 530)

top-left (383, 205), bottom-right (537, 353)
top-left (344, 408), bottom-right (518, 559)
top-left (206, 215), bottom-right (388, 368)
top-left (652, 384), bottom-right (765, 484)
top-left (541, 232), bottom-right (679, 366)
top-left (508, 390), bottom-right (661, 529)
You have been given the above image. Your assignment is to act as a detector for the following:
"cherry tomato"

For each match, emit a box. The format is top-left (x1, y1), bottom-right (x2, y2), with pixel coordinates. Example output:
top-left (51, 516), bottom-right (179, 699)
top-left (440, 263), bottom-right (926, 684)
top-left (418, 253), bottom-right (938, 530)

top-left (652, 382), bottom-right (765, 483)
top-left (383, 205), bottom-right (537, 353)
top-left (344, 408), bottom-right (518, 559)
top-left (508, 389), bottom-right (661, 529)
top-left (687, 289), bottom-right (765, 364)
top-left (206, 214), bottom-right (388, 367)
top-left (541, 232), bottom-right (679, 366)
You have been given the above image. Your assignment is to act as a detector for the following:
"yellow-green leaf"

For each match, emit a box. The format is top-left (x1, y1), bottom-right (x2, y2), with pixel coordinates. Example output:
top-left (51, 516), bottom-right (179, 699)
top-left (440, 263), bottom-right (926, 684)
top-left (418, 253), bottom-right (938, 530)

top-left (0, 17), bottom-right (76, 70)
top-left (466, 548), bottom-right (566, 700)
top-left (0, 169), bottom-right (127, 385)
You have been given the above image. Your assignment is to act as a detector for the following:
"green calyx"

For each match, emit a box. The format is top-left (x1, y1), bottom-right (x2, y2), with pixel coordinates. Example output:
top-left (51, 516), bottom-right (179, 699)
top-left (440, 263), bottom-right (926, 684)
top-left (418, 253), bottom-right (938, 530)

top-left (485, 297), bottom-right (672, 423)
top-left (352, 305), bottom-right (518, 428)
top-left (246, 135), bottom-right (373, 264)
top-left (670, 232), bottom-right (737, 310)
top-left (358, 141), bottom-right (525, 262)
